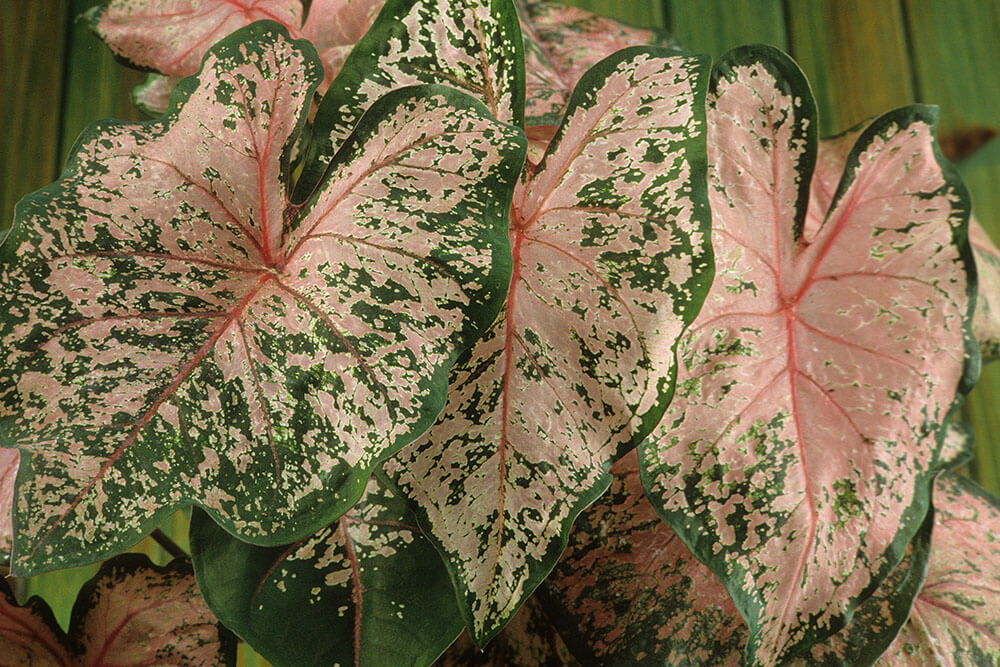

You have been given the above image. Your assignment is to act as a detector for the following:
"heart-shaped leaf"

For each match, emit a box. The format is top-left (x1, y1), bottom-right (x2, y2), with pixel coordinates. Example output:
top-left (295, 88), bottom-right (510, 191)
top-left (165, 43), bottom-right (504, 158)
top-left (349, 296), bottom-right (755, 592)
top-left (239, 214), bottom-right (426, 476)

top-left (188, 475), bottom-right (464, 665)
top-left (385, 47), bottom-right (712, 643)
top-left (970, 218), bottom-right (1000, 360)
top-left (874, 472), bottom-right (1000, 665)
top-left (0, 554), bottom-right (234, 665)
top-left (294, 0), bottom-right (525, 201)
top-left (640, 45), bottom-right (975, 663)
top-left (516, 0), bottom-right (680, 127)
top-left (438, 595), bottom-right (578, 666)
top-left (0, 21), bottom-right (524, 575)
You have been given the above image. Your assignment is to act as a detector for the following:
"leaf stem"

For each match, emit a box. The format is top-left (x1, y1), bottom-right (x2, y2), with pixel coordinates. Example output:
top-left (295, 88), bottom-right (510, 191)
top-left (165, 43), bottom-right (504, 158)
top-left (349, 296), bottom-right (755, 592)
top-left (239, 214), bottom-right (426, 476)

top-left (151, 529), bottom-right (188, 560)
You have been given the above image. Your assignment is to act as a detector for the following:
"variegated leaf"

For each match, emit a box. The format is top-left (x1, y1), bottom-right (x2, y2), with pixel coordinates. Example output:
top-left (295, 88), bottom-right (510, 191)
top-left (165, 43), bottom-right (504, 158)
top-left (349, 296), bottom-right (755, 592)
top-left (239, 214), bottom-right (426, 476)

top-left (875, 473), bottom-right (1000, 665)
top-left (301, 0), bottom-right (386, 89)
top-left (438, 595), bottom-right (578, 666)
top-left (0, 448), bottom-right (17, 558)
top-left (0, 23), bottom-right (524, 575)
top-left (294, 0), bottom-right (524, 201)
top-left (640, 45), bottom-right (975, 663)
top-left (385, 47), bottom-right (712, 643)
top-left (0, 579), bottom-right (75, 665)
top-left (516, 0), bottom-right (680, 127)
top-left (70, 554), bottom-right (236, 665)
top-left (132, 73), bottom-right (183, 116)
top-left (940, 421), bottom-right (975, 470)
top-left (542, 452), bottom-right (745, 666)
top-left (188, 475), bottom-right (464, 666)
top-left (971, 217), bottom-right (1000, 360)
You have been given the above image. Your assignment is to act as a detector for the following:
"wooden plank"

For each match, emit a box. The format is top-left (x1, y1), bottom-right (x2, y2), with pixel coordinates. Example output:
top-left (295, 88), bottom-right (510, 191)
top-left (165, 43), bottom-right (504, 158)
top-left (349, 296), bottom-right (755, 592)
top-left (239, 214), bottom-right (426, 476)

top-left (0, 1), bottom-right (70, 231)
top-left (786, 0), bottom-right (914, 136)
top-left (664, 0), bottom-right (788, 59)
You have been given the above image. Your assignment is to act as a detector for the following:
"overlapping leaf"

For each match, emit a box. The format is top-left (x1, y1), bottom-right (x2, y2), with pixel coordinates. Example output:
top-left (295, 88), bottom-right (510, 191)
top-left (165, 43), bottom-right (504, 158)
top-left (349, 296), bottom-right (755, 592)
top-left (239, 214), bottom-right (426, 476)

top-left (294, 0), bottom-right (524, 201)
top-left (385, 47), bottom-right (712, 643)
top-left (189, 475), bottom-right (464, 665)
top-left (0, 448), bottom-right (16, 557)
top-left (0, 22), bottom-right (524, 575)
top-left (970, 218), bottom-right (1000, 360)
top-left (516, 0), bottom-right (680, 128)
top-left (438, 595), bottom-right (578, 666)
top-left (0, 554), bottom-right (234, 665)
top-left (875, 472), bottom-right (1000, 665)
top-left (640, 45), bottom-right (975, 663)
top-left (91, 0), bottom-right (384, 113)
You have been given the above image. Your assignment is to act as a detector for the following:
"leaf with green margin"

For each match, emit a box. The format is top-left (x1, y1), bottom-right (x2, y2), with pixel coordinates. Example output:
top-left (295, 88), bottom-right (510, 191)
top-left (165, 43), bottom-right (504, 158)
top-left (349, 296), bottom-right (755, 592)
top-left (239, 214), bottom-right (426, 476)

top-left (875, 473), bottom-right (1000, 665)
top-left (0, 448), bottom-right (16, 558)
top-left (639, 45), bottom-right (976, 663)
top-left (541, 450), bottom-right (935, 667)
top-left (293, 0), bottom-right (525, 202)
top-left (516, 0), bottom-right (681, 128)
top-left (939, 421), bottom-right (976, 470)
top-left (188, 475), bottom-right (464, 666)
top-left (0, 553), bottom-right (235, 665)
top-left (438, 595), bottom-right (579, 666)
top-left (970, 217), bottom-right (1000, 361)
top-left (133, 73), bottom-right (183, 116)
top-left (0, 22), bottom-right (525, 576)
top-left (301, 0), bottom-right (386, 90)
top-left (384, 46), bottom-right (712, 644)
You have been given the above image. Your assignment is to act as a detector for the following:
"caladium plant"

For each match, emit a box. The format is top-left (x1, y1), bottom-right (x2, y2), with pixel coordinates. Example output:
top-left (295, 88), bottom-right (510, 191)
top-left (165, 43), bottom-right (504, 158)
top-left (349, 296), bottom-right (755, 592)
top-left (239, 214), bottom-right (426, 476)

top-left (4, 0), bottom-right (1000, 665)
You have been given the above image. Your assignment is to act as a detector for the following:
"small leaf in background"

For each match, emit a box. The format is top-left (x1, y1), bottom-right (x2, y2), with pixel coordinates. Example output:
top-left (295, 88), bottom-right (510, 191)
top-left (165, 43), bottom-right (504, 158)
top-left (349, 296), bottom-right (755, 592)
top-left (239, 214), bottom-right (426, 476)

top-left (1, 23), bottom-right (524, 575)
top-left (0, 448), bottom-right (17, 557)
top-left (385, 47), bottom-right (712, 643)
top-left (91, 0), bottom-right (384, 113)
top-left (438, 595), bottom-right (579, 666)
top-left (189, 476), bottom-right (464, 666)
top-left (640, 45), bottom-right (975, 663)
top-left (970, 218), bottom-right (1000, 360)
top-left (0, 578), bottom-right (75, 665)
top-left (516, 0), bottom-right (681, 129)
top-left (295, 0), bottom-right (524, 201)
top-left (876, 472), bottom-right (1000, 665)
top-left (0, 554), bottom-right (234, 665)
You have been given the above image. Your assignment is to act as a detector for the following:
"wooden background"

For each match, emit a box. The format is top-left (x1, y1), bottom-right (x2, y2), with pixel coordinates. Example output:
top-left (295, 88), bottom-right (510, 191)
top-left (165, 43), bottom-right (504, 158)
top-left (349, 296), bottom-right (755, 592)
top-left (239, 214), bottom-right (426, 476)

top-left (2, 1), bottom-right (999, 663)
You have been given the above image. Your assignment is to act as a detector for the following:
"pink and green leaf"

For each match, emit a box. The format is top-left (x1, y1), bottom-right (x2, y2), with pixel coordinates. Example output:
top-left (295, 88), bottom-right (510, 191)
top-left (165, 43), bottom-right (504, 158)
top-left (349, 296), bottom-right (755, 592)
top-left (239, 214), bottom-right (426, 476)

top-left (876, 473), bottom-right (1000, 665)
top-left (385, 47), bottom-right (712, 643)
top-left (301, 0), bottom-right (386, 89)
top-left (294, 0), bottom-right (525, 201)
top-left (0, 448), bottom-right (17, 557)
top-left (640, 45), bottom-right (976, 663)
top-left (0, 22), bottom-right (525, 575)
top-left (188, 475), bottom-right (464, 666)
top-left (970, 217), bottom-right (1000, 360)
top-left (0, 579), bottom-right (75, 665)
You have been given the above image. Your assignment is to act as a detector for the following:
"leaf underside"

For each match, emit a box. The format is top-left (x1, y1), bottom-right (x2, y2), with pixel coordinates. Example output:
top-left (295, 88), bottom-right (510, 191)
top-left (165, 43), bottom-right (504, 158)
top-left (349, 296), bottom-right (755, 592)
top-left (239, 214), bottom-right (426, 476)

top-left (189, 475), bottom-right (464, 666)
top-left (1, 22), bottom-right (524, 575)
top-left (640, 45), bottom-right (974, 663)
top-left (385, 46), bottom-right (712, 644)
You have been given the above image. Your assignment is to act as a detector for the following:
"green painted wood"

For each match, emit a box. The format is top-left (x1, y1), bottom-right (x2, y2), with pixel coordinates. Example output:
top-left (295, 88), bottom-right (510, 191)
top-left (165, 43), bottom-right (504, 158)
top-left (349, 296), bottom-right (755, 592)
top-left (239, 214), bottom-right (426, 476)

top-left (1, 1), bottom-right (70, 232)
top-left (786, 0), bottom-right (915, 136)
top-left (664, 0), bottom-right (788, 58)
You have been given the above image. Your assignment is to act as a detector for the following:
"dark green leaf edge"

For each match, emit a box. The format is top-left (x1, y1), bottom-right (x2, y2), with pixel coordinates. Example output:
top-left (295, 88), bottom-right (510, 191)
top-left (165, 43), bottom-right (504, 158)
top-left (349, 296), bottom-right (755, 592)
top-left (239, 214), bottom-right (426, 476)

top-left (639, 45), bottom-right (978, 665)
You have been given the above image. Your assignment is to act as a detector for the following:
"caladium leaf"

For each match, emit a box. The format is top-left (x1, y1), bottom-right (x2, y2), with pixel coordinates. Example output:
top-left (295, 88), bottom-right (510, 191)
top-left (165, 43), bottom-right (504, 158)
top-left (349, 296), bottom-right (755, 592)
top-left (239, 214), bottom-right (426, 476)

top-left (133, 73), bottom-right (184, 116)
top-left (876, 473), bottom-right (1000, 665)
top-left (0, 448), bottom-right (16, 557)
top-left (385, 47), bottom-right (712, 643)
top-left (0, 554), bottom-right (234, 665)
top-left (438, 595), bottom-right (578, 666)
top-left (0, 579), bottom-right (75, 665)
top-left (516, 0), bottom-right (681, 127)
top-left (188, 475), bottom-right (464, 666)
top-left (294, 0), bottom-right (525, 202)
top-left (301, 0), bottom-right (386, 88)
top-left (0, 22), bottom-right (524, 575)
top-left (70, 554), bottom-right (236, 665)
top-left (640, 45), bottom-right (975, 663)
top-left (939, 421), bottom-right (975, 470)
top-left (970, 218), bottom-right (1000, 360)
top-left (541, 452), bottom-right (746, 666)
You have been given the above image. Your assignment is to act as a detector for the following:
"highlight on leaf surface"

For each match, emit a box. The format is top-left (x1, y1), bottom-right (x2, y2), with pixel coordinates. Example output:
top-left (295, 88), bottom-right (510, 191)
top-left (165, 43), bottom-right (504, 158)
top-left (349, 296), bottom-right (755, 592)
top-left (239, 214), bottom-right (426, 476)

top-left (91, 0), bottom-right (384, 113)
top-left (0, 21), bottom-right (525, 575)
top-left (189, 475), bottom-right (464, 666)
top-left (0, 553), bottom-right (235, 666)
top-left (384, 46), bottom-right (713, 644)
top-left (294, 0), bottom-right (525, 202)
top-left (639, 45), bottom-right (975, 664)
